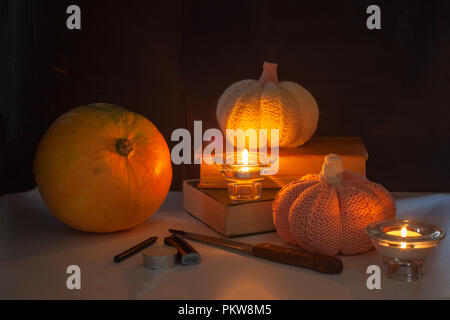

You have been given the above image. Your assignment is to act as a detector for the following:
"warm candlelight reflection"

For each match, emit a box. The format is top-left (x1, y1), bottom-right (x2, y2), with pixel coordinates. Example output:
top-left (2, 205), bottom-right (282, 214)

top-left (243, 149), bottom-right (248, 164)
top-left (240, 149), bottom-right (249, 172)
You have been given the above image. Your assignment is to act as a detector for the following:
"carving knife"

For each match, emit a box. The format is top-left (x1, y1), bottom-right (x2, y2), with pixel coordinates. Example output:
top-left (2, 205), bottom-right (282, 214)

top-left (169, 229), bottom-right (343, 274)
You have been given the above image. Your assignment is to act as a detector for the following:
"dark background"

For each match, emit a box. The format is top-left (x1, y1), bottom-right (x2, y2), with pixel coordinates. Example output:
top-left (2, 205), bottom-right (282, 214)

top-left (1, 0), bottom-right (449, 194)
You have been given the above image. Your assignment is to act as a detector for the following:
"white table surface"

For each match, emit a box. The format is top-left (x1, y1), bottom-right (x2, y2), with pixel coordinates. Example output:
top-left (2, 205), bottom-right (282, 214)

top-left (0, 189), bottom-right (449, 300)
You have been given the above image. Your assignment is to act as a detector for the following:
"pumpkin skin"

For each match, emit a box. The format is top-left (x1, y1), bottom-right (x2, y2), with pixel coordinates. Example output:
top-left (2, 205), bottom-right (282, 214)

top-left (33, 103), bottom-right (172, 233)
top-left (216, 62), bottom-right (319, 147)
top-left (273, 154), bottom-right (396, 255)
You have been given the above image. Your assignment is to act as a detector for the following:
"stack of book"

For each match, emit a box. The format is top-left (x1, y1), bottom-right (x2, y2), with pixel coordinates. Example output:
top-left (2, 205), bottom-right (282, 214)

top-left (184, 137), bottom-right (368, 237)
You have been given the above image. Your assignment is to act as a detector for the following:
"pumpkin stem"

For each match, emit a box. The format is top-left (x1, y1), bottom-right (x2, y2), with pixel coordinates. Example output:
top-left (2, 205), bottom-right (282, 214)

top-left (320, 154), bottom-right (344, 186)
top-left (116, 138), bottom-right (134, 157)
top-left (259, 62), bottom-right (279, 85)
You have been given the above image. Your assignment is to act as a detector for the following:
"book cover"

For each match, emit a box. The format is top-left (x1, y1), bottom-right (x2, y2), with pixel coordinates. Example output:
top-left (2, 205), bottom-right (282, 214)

top-left (199, 137), bottom-right (368, 188)
top-left (183, 180), bottom-right (278, 237)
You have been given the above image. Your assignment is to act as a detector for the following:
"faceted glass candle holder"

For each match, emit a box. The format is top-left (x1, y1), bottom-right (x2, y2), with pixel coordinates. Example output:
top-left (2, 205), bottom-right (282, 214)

top-left (215, 162), bottom-right (269, 202)
top-left (366, 219), bottom-right (445, 282)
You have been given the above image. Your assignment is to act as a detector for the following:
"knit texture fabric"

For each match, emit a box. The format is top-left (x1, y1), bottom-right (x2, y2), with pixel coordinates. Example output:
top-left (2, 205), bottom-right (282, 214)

top-left (216, 62), bottom-right (319, 147)
top-left (273, 154), bottom-right (396, 256)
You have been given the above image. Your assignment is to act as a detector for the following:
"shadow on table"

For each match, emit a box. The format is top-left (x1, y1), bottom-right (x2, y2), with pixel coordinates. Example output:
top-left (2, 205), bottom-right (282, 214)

top-left (0, 188), bottom-right (153, 262)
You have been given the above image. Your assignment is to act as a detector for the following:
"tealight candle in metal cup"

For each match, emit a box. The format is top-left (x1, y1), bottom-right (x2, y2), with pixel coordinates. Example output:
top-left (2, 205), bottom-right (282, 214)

top-left (366, 219), bottom-right (445, 282)
top-left (215, 149), bottom-right (270, 201)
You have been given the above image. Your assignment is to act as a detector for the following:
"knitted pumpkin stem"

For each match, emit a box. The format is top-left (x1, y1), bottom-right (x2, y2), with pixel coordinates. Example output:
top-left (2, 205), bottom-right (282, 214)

top-left (320, 154), bottom-right (344, 186)
top-left (259, 62), bottom-right (279, 85)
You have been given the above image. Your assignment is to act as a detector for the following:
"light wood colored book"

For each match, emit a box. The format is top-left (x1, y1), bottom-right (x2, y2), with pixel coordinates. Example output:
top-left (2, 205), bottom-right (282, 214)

top-left (183, 179), bottom-right (277, 237)
top-left (199, 137), bottom-right (368, 189)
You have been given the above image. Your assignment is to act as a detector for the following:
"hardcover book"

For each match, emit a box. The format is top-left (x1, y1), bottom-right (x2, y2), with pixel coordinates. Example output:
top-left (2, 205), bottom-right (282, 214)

top-left (199, 137), bottom-right (368, 189)
top-left (183, 179), bottom-right (277, 237)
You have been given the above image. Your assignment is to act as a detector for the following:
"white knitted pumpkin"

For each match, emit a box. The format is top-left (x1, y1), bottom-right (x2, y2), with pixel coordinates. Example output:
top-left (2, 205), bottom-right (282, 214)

top-left (216, 62), bottom-right (319, 147)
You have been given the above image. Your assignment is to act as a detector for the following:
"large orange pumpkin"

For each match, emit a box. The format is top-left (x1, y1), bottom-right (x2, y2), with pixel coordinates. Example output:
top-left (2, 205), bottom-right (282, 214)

top-left (33, 103), bottom-right (172, 233)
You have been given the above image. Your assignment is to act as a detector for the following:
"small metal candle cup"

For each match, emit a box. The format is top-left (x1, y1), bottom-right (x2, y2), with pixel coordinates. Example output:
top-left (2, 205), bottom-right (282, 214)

top-left (215, 150), bottom-right (270, 202)
top-left (366, 219), bottom-right (445, 282)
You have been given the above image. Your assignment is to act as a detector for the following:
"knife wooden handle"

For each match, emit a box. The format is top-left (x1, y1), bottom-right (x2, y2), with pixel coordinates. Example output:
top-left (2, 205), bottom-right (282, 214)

top-left (164, 235), bottom-right (201, 265)
top-left (252, 243), bottom-right (343, 274)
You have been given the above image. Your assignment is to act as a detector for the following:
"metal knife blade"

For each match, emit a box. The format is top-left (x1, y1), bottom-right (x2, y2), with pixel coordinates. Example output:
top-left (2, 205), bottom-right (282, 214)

top-left (168, 229), bottom-right (254, 254)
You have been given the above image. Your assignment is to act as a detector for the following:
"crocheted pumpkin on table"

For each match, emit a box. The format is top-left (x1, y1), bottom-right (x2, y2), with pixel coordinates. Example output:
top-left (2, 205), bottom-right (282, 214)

top-left (216, 62), bottom-right (319, 147)
top-left (273, 154), bottom-right (396, 256)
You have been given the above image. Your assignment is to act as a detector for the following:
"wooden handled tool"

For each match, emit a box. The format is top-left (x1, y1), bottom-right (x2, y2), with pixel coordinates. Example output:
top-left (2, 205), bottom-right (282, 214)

top-left (169, 229), bottom-right (343, 274)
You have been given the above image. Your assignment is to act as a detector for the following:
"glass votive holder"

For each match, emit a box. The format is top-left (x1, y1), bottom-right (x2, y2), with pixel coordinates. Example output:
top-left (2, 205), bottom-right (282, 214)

top-left (215, 162), bottom-right (268, 201)
top-left (366, 219), bottom-right (445, 282)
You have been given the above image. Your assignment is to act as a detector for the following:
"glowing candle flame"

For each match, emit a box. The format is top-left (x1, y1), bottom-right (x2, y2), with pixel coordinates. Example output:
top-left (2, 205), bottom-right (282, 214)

top-left (243, 149), bottom-right (249, 165)
top-left (240, 149), bottom-right (249, 172)
top-left (401, 227), bottom-right (407, 238)
top-left (401, 227), bottom-right (407, 248)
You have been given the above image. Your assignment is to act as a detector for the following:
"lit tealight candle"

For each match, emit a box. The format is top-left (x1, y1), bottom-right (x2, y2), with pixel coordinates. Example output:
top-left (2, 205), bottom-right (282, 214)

top-left (386, 227), bottom-right (422, 238)
top-left (240, 149), bottom-right (249, 172)
top-left (387, 227), bottom-right (422, 249)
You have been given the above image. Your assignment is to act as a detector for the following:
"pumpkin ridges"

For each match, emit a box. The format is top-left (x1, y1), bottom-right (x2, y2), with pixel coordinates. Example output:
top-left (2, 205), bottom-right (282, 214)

top-left (122, 118), bottom-right (172, 230)
top-left (123, 157), bottom-right (137, 228)
top-left (288, 183), bottom-right (327, 252)
top-left (126, 118), bottom-right (172, 227)
top-left (226, 82), bottom-right (263, 132)
top-left (273, 178), bottom-right (320, 244)
top-left (278, 85), bottom-right (305, 147)
top-left (89, 156), bottom-right (147, 232)
top-left (217, 80), bottom-right (256, 131)
top-left (343, 170), bottom-right (396, 220)
top-left (124, 157), bottom-right (156, 229)
top-left (338, 186), bottom-right (384, 255)
top-left (117, 108), bottom-right (141, 139)
top-left (279, 81), bottom-right (319, 147)
top-left (259, 82), bottom-right (283, 145)
top-left (306, 184), bottom-right (341, 256)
